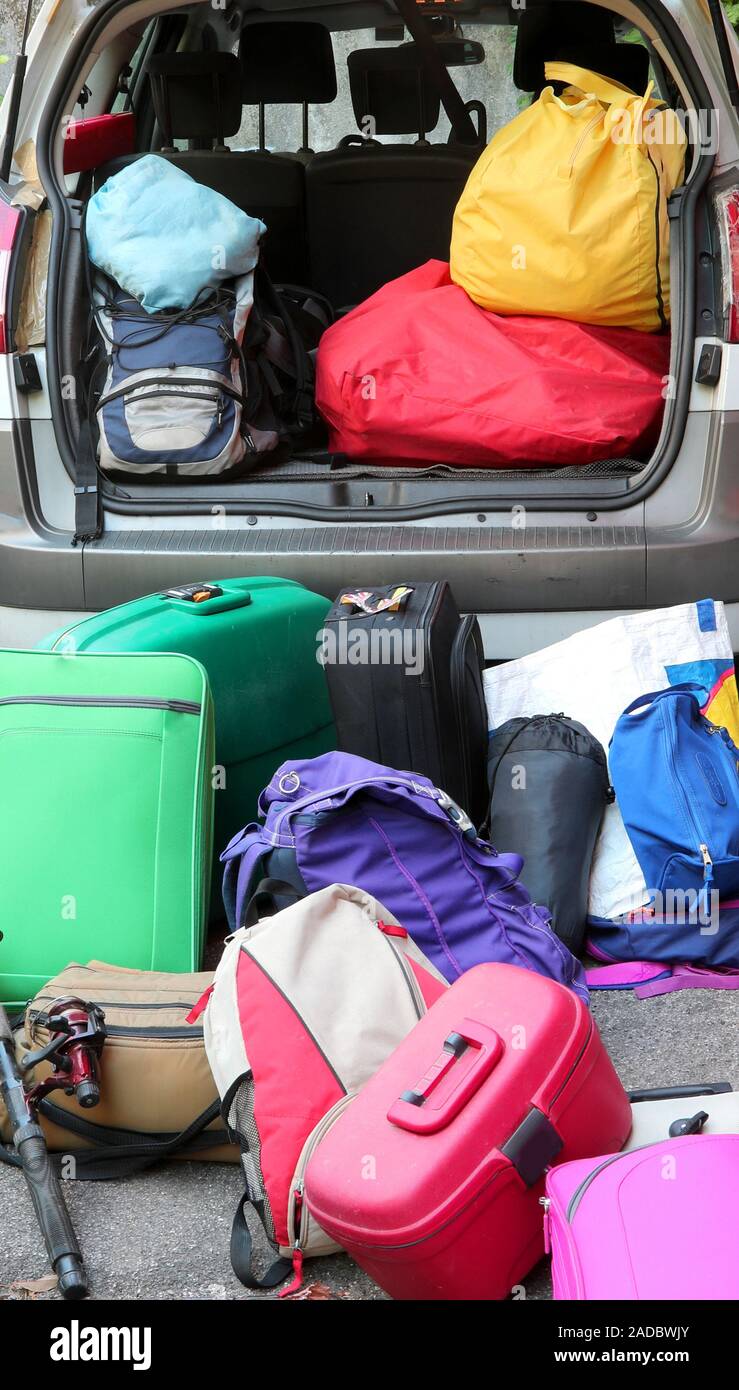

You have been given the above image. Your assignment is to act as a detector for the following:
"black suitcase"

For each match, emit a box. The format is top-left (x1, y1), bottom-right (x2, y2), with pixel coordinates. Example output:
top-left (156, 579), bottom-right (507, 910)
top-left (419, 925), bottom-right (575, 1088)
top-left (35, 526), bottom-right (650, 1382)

top-left (324, 582), bottom-right (488, 826)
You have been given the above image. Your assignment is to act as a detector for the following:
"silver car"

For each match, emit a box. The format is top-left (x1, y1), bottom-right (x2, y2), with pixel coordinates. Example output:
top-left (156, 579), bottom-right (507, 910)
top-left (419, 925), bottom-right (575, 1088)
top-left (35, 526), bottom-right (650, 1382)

top-left (0, 0), bottom-right (737, 655)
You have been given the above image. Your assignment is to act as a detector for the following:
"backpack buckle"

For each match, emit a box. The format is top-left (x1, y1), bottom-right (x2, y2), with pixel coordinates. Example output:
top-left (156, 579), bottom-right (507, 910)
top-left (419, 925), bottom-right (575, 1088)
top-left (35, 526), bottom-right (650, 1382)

top-left (436, 790), bottom-right (476, 840)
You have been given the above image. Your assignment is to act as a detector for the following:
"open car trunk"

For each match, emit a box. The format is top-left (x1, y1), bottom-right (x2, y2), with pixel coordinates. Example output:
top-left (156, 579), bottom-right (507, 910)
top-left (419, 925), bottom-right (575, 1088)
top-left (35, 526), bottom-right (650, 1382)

top-left (36, 0), bottom-right (718, 527)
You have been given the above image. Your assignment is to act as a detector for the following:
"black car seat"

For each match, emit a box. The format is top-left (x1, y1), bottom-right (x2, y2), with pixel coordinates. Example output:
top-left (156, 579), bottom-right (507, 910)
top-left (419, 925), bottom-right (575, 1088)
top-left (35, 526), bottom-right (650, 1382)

top-left (95, 51), bottom-right (309, 284)
top-left (240, 20), bottom-right (337, 161)
top-left (514, 2), bottom-right (651, 96)
top-left (306, 45), bottom-right (481, 308)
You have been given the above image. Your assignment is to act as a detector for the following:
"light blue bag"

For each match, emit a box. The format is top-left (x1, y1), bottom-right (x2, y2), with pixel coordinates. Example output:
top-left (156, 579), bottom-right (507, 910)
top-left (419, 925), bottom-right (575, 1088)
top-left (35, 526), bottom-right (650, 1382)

top-left (86, 155), bottom-right (265, 312)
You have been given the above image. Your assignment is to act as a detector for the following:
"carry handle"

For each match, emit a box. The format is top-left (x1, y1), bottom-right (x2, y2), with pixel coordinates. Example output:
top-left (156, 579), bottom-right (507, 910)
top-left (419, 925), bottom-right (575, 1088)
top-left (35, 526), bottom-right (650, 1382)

top-left (629, 1082), bottom-right (732, 1103)
top-left (619, 681), bottom-right (708, 719)
top-left (544, 61), bottom-right (656, 109)
top-left (387, 1019), bottom-right (503, 1136)
top-left (270, 772), bottom-right (479, 843)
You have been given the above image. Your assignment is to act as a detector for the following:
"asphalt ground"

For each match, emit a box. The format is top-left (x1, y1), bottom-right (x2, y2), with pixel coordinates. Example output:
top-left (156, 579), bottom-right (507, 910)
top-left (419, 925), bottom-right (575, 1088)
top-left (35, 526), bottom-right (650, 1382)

top-left (1, 983), bottom-right (736, 1302)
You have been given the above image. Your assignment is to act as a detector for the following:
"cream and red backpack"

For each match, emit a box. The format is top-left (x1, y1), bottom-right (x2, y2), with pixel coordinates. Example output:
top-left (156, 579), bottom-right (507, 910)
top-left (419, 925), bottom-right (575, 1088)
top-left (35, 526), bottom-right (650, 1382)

top-left (200, 882), bottom-right (447, 1294)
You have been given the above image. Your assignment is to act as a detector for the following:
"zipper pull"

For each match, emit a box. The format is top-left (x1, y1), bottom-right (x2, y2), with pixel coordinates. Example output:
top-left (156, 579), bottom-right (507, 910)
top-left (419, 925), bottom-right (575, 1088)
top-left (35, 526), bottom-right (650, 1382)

top-left (278, 1245), bottom-right (304, 1298)
top-left (698, 845), bottom-right (714, 918)
top-left (279, 1185), bottom-right (306, 1298)
top-left (540, 1196), bottom-right (551, 1254)
top-left (185, 984), bottom-right (214, 1025)
top-left (216, 396), bottom-right (224, 428)
top-left (376, 919), bottom-right (408, 939)
top-left (243, 428), bottom-right (257, 454)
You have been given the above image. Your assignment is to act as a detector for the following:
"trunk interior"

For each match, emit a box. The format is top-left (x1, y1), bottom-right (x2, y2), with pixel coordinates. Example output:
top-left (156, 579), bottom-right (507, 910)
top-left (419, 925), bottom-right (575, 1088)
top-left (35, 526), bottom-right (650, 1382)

top-left (41, 0), bottom-right (708, 520)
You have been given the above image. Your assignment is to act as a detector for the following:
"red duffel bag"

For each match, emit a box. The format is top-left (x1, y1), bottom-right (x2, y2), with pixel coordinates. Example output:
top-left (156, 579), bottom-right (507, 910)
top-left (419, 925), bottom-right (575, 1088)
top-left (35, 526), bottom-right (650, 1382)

top-left (315, 261), bottom-right (670, 468)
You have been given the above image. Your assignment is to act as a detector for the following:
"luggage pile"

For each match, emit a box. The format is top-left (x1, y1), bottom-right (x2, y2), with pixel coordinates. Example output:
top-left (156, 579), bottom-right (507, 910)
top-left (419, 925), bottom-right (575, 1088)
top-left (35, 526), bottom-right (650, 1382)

top-left (78, 20), bottom-right (687, 487)
top-left (76, 155), bottom-right (323, 540)
top-left (1, 579), bottom-right (738, 1302)
top-left (315, 38), bottom-right (685, 469)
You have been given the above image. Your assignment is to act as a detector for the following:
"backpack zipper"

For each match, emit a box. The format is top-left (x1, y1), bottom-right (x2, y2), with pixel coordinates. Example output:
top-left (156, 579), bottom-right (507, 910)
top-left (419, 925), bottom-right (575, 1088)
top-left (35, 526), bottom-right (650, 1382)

top-left (285, 1091), bottom-right (356, 1295)
top-left (0, 695), bottom-right (201, 713)
top-left (663, 708), bottom-right (714, 892)
top-left (382, 933), bottom-right (426, 1019)
top-left (105, 387), bottom-right (228, 428)
top-left (97, 377), bottom-right (245, 409)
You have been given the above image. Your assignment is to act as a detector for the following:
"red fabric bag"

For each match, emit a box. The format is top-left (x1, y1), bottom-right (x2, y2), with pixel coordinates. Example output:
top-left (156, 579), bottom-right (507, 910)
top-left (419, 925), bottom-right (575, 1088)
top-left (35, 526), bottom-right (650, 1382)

top-left (315, 261), bottom-right (670, 468)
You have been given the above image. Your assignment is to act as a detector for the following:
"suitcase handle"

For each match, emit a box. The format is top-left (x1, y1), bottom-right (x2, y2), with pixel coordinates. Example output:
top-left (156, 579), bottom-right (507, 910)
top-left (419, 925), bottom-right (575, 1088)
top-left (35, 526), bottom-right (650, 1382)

top-left (628, 1082), bottom-right (733, 1102)
top-left (387, 1020), bottom-right (503, 1135)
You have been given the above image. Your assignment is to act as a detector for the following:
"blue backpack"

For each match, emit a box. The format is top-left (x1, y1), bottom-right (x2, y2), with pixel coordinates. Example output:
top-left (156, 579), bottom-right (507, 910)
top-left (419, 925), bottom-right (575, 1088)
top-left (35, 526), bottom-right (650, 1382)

top-left (609, 683), bottom-right (739, 912)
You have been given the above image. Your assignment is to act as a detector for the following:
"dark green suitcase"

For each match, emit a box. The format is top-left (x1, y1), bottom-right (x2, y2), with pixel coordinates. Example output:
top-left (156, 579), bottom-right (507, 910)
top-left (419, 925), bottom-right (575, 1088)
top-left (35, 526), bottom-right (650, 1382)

top-left (40, 578), bottom-right (336, 891)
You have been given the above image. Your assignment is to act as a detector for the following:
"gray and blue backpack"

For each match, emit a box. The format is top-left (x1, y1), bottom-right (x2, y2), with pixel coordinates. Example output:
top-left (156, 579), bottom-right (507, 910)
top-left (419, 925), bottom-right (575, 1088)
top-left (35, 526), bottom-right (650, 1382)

top-left (84, 264), bottom-right (319, 482)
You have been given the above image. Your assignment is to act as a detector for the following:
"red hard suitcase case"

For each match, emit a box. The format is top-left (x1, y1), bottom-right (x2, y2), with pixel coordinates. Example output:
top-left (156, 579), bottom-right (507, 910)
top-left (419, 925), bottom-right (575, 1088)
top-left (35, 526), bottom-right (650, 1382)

top-left (305, 963), bottom-right (631, 1300)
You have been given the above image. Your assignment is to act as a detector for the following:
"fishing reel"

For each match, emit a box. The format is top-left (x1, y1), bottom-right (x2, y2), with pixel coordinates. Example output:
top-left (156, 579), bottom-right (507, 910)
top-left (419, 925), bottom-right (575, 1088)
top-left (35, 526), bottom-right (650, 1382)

top-left (20, 997), bottom-right (106, 1112)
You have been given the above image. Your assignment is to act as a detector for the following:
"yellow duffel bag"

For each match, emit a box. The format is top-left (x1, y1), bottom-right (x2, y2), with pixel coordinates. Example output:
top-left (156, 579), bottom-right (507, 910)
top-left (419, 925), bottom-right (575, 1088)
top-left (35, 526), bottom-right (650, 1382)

top-left (450, 62), bottom-right (686, 332)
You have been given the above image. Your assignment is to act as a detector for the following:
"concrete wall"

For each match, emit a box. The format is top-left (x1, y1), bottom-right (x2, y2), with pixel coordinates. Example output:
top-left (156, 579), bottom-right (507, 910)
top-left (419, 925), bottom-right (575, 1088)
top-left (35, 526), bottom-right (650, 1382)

top-left (1, 0), bottom-right (42, 98)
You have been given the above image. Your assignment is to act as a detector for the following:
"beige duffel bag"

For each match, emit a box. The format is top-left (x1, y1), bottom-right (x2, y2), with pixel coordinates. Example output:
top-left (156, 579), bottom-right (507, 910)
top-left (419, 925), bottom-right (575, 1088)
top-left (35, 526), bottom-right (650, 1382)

top-left (1, 961), bottom-right (237, 1168)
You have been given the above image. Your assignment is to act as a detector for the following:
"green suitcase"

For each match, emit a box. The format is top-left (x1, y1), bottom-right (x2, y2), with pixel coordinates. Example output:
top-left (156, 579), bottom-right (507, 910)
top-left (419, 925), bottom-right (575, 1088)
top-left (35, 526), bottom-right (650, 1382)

top-left (39, 577), bottom-right (336, 884)
top-left (0, 649), bottom-right (214, 1009)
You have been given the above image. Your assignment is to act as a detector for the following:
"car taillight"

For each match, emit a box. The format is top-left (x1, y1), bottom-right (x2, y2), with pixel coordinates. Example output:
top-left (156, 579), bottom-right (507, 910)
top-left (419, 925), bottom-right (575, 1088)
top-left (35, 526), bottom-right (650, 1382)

top-left (715, 186), bottom-right (739, 342)
top-left (0, 198), bottom-right (22, 354)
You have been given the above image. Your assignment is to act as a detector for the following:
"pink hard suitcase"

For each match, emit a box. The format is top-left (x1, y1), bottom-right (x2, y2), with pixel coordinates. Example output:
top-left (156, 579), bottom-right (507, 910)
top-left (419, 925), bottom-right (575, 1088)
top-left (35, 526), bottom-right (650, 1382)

top-left (305, 963), bottom-right (632, 1300)
top-left (545, 1133), bottom-right (739, 1300)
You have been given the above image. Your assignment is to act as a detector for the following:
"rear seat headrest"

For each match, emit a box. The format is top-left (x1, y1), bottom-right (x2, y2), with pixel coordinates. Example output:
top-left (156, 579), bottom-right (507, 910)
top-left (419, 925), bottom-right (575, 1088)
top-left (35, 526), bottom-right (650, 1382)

top-left (148, 52), bottom-right (242, 146)
top-left (347, 46), bottom-right (441, 137)
top-left (240, 22), bottom-right (337, 105)
top-left (514, 2), bottom-right (613, 92)
top-left (552, 41), bottom-right (651, 95)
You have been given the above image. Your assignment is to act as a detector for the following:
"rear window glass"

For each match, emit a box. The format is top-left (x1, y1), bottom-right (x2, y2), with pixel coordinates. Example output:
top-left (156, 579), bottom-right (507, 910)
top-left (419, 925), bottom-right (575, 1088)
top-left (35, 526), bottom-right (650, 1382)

top-left (232, 25), bottom-right (522, 153)
top-left (230, 21), bottom-right (655, 155)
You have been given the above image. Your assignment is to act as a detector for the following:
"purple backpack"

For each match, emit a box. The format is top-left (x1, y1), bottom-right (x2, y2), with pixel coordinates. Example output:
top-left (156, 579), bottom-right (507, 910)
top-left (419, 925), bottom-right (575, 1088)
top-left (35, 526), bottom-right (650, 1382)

top-left (221, 752), bottom-right (587, 1001)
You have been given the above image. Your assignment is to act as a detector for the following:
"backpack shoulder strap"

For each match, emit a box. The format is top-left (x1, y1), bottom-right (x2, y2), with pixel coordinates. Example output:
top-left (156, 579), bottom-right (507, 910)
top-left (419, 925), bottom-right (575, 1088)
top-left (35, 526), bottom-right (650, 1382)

top-left (253, 265), bottom-right (314, 430)
top-left (243, 878), bottom-right (303, 928)
top-left (617, 682), bottom-right (707, 719)
top-left (230, 1194), bottom-right (293, 1291)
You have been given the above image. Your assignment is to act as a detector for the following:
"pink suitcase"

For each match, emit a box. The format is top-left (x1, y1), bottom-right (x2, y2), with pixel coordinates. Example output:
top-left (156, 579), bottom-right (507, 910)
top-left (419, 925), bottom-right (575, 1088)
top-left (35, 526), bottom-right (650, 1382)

top-left (305, 963), bottom-right (631, 1300)
top-left (545, 1132), bottom-right (739, 1300)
